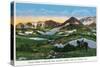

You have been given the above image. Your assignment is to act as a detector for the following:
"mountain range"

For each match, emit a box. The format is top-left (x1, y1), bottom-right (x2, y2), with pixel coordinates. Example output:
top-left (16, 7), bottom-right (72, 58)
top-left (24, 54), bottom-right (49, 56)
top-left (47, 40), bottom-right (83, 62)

top-left (16, 16), bottom-right (96, 30)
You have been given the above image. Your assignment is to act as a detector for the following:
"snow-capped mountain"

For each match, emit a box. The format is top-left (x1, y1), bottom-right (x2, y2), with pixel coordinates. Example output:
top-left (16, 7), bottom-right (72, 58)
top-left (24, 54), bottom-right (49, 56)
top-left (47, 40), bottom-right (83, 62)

top-left (80, 16), bottom-right (96, 25)
top-left (36, 17), bottom-right (81, 35)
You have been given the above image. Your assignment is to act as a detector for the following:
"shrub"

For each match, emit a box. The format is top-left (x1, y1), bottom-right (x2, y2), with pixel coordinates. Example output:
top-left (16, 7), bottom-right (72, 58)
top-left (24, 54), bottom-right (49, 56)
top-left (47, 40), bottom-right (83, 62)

top-left (63, 43), bottom-right (76, 52)
top-left (53, 43), bottom-right (76, 52)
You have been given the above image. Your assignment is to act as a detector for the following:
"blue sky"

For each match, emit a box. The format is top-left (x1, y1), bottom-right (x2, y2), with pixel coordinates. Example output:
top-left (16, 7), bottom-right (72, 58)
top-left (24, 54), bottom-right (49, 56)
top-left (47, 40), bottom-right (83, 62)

top-left (16, 3), bottom-right (96, 17)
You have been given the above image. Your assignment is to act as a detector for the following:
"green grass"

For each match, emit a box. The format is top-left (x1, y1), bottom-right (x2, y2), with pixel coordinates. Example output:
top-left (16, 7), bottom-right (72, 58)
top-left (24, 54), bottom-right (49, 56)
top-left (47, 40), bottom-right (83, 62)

top-left (16, 48), bottom-right (96, 60)
top-left (63, 48), bottom-right (96, 58)
top-left (16, 30), bottom-right (96, 60)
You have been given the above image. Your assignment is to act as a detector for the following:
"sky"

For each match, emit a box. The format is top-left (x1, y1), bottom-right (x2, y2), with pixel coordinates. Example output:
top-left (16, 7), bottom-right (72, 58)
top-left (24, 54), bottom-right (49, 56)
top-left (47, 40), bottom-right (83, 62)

top-left (15, 3), bottom-right (96, 25)
top-left (16, 3), bottom-right (96, 17)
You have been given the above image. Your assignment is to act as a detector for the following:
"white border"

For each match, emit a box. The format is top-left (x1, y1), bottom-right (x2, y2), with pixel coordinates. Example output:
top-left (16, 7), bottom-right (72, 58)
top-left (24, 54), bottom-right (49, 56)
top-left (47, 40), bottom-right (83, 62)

top-left (15, 57), bottom-right (97, 66)
top-left (13, 1), bottom-right (97, 66)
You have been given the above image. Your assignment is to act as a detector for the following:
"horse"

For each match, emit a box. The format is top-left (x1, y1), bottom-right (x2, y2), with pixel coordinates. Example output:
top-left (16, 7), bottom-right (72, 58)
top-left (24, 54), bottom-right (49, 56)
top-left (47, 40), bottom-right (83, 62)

top-left (77, 39), bottom-right (88, 51)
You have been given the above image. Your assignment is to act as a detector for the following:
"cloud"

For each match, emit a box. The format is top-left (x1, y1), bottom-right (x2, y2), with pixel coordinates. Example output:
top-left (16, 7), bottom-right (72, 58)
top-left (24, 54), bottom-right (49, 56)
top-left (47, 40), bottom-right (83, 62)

top-left (17, 7), bottom-right (96, 17)
top-left (39, 8), bottom-right (69, 16)
top-left (71, 9), bottom-right (92, 16)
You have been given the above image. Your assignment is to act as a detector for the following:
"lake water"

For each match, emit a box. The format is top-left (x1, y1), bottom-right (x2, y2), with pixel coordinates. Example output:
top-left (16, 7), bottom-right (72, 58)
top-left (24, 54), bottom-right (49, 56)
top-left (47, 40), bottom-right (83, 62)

top-left (68, 38), bottom-right (96, 48)
top-left (29, 37), bottom-right (96, 48)
top-left (29, 37), bottom-right (48, 40)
